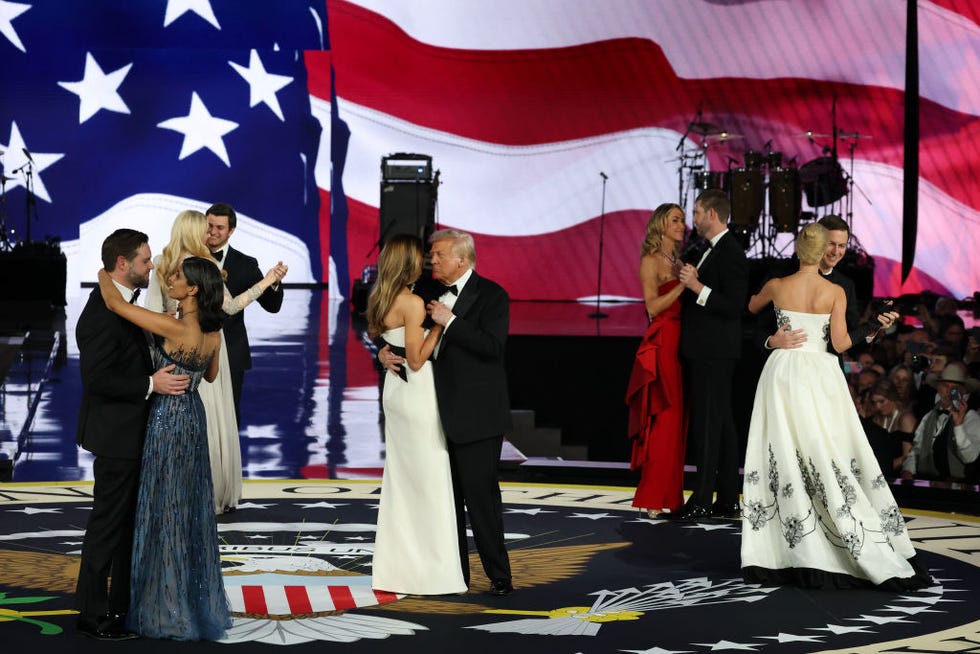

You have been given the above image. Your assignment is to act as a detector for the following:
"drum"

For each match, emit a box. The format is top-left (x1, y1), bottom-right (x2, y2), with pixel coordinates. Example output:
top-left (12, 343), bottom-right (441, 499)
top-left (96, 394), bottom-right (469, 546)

top-left (768, 168), bottom-right (801, 233)
top-left (766, 151), bottom-right (783, 170)
top-left (799, 156), bottom-right (847, 206)
top-left (742, 150), bottom-right (764, 170)
top-left (693, 170), bottom-right (729, 191)
top-left (729, 169), bottom-right (764, 232)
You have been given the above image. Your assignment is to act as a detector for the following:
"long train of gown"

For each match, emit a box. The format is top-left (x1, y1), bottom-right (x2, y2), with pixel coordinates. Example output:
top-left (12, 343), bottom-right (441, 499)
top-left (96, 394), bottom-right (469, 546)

top-left (740, 309), bottom-right (929, 590)
top-left (147, 260), bottom-right (262, 513)
top-left (371, 327), bottom-right (467, 595)
top-left (127, 342), bottom-right (231, 640)
top-left (626, 279), bottom-right (687, 512)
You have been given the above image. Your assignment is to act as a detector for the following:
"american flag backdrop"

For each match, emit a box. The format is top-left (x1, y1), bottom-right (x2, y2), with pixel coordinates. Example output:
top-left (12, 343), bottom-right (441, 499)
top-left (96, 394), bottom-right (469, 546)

top-left (2, 0), bottom-right (979, 305)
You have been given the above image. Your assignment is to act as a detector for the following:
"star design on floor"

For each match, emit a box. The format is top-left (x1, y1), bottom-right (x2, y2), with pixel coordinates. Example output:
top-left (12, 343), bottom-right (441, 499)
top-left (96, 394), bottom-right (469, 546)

top-left (682, 523), bottom-right (737, 532)
top-left (296, 501), bottom-right (348, 509)
top-left (691, 639), bottom-right (761, 651)
top-left (881, 604), bottom-right (940, 615)
top-left (620, 647), bottom-right (694, 654)
top-left (809, 623), bottom-right (873, 635)
top-left (567, 512), bottom-right (616, 520)
top-left (848, 614), bottom-right (915, 625)
top-left (629, 517), bottom-right (669, 525)
top-left (6, 506), bottom-right (61, 515)
top-left (235, 502), bottom-right (276, 510)
top-left (157, 91), bottom-right (238, 165)
top-left (757, 632), bottom-right (824, 643)
top-left (228, 49), bottom-right (293, 120)
top-left (57, 52), bottom-right (133, 123)
top-left (505, 507), bottom-right (556, 515)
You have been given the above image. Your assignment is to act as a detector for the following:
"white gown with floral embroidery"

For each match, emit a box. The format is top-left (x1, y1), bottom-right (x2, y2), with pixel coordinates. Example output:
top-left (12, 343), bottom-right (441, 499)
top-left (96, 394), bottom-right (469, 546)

top-left (740, 309), bottom-right (927, 589)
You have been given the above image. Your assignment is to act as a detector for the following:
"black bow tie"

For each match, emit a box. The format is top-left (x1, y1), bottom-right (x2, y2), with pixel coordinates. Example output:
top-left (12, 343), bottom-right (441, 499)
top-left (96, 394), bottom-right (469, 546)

top-left (212, 249), bottom-right (224, 262)
top-left (130, 288), bottom-right (141, 304)
top-left (442, 284), bottom-right (458, 296)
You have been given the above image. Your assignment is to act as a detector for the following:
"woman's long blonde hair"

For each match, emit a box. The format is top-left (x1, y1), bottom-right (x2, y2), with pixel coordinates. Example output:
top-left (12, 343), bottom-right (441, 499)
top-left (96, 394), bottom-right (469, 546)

top-left (155, 210), bottom-right (220, 283)
top-left (641, 203), bottom-right (682, 257)
top-left (366, 235), bottom-right (423, 338)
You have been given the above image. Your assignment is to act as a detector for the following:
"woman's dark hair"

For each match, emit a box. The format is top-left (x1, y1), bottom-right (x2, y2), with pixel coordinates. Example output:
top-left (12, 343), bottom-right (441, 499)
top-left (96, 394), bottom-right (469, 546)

top-left (182, 257), bottom-right (225, 332)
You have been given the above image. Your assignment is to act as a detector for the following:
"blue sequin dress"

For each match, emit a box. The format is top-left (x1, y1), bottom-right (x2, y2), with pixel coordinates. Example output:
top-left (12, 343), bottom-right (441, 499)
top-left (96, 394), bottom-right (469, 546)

top-left (127, 341), bottom-right (231, 640)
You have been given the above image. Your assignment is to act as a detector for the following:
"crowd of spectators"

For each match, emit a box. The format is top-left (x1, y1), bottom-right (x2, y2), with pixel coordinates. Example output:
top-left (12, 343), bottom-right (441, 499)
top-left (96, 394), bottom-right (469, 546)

top-left (846, 294), bottom-right (980, 485)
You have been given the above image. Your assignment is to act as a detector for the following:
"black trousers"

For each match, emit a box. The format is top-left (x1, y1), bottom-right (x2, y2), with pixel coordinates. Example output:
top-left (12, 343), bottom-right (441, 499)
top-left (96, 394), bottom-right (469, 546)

top-left (75, 455), bottom-right (141, 618)
top-left (686, 358), bottom-right (740, 507)
top-left (446, 435), bottom-right (511, 585)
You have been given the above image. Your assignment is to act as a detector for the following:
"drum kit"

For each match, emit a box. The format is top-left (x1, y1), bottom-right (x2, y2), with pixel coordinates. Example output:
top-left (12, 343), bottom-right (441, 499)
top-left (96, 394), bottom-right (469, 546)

top-left (675, 116), bottom-right (868, 256)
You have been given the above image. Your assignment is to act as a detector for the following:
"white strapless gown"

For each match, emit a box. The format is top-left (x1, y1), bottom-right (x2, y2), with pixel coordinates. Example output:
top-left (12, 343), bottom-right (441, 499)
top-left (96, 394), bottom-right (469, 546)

top-left (372, 327), bottom-right (466, 595)
top-left (740, 309), bottom-right (926, 589)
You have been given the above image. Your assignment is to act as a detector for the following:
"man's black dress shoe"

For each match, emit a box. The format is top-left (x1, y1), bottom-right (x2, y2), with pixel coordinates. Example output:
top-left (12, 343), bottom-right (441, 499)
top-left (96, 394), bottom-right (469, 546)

top-left (711, 501), bottom-right (741, 519)
top-left (76, 615), bottom-right (138, 641)
top-left (673, 502), bottom-right (711, 521)
top-left (489, 579), bottom-right (514, 596)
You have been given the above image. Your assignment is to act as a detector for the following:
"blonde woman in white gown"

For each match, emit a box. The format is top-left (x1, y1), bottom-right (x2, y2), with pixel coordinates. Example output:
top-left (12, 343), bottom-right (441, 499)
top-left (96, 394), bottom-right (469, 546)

top-left (366, 234), bottom-right (466, 595)
top-left (146, 210), bottom-right (286, 513)
top-left (740, 222), bottom-right (928, 590)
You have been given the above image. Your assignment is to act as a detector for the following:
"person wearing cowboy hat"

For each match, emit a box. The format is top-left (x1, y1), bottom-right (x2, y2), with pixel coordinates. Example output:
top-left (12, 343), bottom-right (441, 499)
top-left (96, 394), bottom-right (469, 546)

top-left (901, 361), bottom-right (980, 482)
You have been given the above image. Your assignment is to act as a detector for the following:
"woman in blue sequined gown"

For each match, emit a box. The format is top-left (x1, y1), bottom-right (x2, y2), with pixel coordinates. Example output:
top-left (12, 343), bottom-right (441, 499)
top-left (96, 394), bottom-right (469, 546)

top-left (98, 256), bottom-right (232, 640)
top-left (740, 224), bottom-right (929, 591)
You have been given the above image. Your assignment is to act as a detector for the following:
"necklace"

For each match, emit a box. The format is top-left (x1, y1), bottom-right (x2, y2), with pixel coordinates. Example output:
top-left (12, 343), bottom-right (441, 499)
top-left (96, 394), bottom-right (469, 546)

top-left (658, 250), bottom-right (676, 265)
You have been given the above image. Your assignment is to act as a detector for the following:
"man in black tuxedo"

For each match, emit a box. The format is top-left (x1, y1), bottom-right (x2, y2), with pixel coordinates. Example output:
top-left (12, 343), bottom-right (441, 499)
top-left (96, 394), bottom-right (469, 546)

top-left (74, 229), bottom-right (189, 640)
top-left (205, 202), bottom-right (285, 427)
top-left (675, 189), bottom-right (749, 521)
top-left (381, 229), bottom-right (513, 596)
top-left (756, 215), bottom-right (897, 355)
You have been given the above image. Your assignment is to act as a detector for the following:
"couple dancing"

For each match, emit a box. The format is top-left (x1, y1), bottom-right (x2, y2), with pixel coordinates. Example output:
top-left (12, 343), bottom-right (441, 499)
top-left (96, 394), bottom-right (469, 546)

top-left (75, 229), bottom-right (235, 640)
top-left (628, 192), bottom-right (928, 589)
top-left (367, 230), bottom-right (513, 597)
top-left (145, 208), bottom-right (286, 514)
top-left (627, 189), bottom-right (747, 519)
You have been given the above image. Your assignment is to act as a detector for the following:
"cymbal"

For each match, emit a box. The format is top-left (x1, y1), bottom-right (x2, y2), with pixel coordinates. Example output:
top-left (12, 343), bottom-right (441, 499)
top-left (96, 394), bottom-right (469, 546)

top-left (794, 131), bottom-right (832, 138)
top-left (705, 132), bottom-right (743, 142)
top-left (837, 131), bottom-right (872, 139)
top-left (688, 121), bottom-right (723, 135)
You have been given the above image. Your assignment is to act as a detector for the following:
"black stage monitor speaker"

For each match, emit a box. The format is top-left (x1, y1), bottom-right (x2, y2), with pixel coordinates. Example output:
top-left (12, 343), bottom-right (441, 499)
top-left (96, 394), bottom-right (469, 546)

top-left (379, 180), bottom-right (436, 246)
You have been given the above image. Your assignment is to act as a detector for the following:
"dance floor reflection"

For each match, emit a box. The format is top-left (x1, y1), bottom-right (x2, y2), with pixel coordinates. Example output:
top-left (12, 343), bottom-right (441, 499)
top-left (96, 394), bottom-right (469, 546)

top-left (4, 289), bottom-right (646, 484)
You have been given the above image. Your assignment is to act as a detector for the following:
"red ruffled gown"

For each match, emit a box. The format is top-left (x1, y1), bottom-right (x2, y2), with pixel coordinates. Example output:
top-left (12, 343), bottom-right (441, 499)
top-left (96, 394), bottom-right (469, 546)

top-left (625, 280), bottom-right (688, 512)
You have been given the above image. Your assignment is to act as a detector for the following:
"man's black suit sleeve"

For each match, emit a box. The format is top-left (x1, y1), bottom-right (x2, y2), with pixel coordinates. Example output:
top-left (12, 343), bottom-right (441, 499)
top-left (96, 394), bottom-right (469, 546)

top-left (77, 304), bottom-right (148, 402)
top-left (441, 281), bottom-right (508, 360)
top-left (703, 241), bottom-right (748, 320)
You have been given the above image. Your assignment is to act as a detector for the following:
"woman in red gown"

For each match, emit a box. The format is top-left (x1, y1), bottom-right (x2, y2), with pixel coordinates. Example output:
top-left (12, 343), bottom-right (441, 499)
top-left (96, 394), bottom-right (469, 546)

top-left (626, 203), bottom-right (689, 517)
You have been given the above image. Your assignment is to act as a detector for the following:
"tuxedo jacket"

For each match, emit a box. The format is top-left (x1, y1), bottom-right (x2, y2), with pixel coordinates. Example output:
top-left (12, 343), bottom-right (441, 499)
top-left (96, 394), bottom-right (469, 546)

top-left (75, 287), bottom-right (153, 459)
top-left (752, 263), bottom-right (861, 358)
top-left (221, 245), bottom-right (284, 373)
top-left (415, 273), bottom-right (512, 444)
top-left (679, 231), bottom-right (749, 360)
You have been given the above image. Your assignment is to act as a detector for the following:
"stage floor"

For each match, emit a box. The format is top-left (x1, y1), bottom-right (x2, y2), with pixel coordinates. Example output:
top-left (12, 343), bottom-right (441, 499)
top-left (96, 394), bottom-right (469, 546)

top-left (0, 289), bottom-right (646, 485)
top-left (2, 479), bottom-right (980, 653)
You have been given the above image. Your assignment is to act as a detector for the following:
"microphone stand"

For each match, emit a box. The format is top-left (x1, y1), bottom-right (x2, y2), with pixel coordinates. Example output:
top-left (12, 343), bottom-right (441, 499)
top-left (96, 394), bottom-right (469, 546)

top-left (0, 170), bottom-right (12, 252)
top-left (588, 172), bottom-right (609, 319)
top-left (24, 162), bottom-right (35, 245)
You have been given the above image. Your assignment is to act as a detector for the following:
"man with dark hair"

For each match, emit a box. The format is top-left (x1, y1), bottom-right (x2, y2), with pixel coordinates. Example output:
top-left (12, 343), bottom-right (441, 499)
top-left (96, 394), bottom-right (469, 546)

top-left (205, 202), bottom-right (285, 427)
top-left (675, 189), bottom-right (749, 521)
top-left (75, 229), bottom-right (189, 640)
top-left (758, 215), bottom-right (896, 355)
